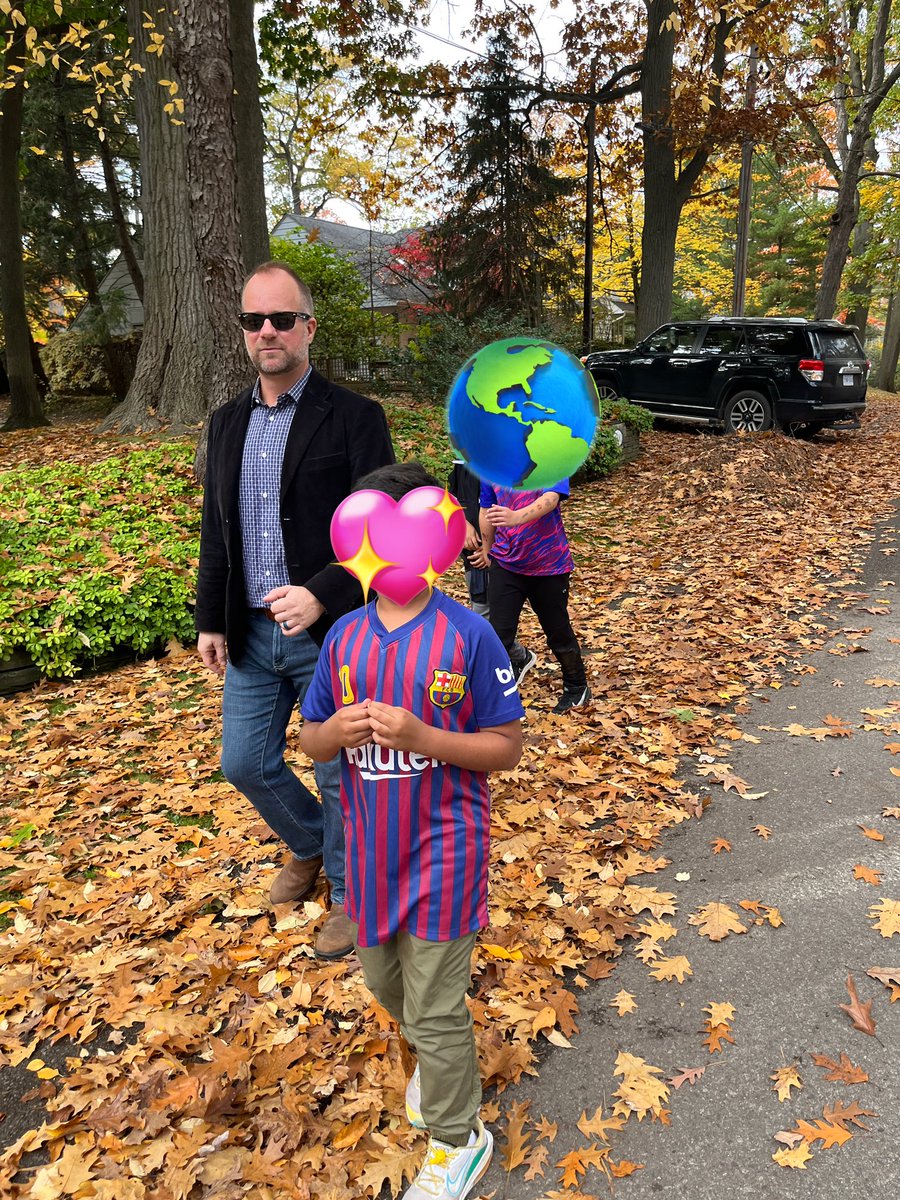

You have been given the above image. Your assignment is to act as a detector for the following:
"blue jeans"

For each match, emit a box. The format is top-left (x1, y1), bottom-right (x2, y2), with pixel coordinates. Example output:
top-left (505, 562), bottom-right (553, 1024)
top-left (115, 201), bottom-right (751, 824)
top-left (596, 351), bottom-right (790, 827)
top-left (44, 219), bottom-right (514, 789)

top-left (220, 613), bottom-right (344, 904)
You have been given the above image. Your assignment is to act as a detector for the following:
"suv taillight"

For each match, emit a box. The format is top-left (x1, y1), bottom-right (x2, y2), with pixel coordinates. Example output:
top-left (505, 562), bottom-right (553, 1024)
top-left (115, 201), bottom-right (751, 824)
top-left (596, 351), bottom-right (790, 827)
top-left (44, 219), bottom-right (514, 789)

top-left (799, 359), bottom-right (824, 383)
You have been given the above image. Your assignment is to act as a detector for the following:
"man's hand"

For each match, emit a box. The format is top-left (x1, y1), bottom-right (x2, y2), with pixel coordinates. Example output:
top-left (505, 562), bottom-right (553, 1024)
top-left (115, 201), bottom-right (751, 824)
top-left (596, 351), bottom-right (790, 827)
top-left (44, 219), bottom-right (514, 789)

top-left (484, 504), bottom-right (520, 528)
top-left (463, 521), bottom-right (481, 552)
top-left (366, 701), bottom-right (427, 752)
top-left (327, 701), bottom-right (374, 748)
top-left (264, 585), bottom-right (325, 635)
top-left (198, 632), bottom-right (227, 676)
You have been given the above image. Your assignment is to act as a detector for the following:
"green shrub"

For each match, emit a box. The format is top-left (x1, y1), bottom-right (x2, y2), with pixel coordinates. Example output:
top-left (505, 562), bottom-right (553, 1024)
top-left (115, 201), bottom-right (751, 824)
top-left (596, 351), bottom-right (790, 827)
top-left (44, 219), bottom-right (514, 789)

top-left (41, 331), bottom-right (141, 397)
top-left (395, 308), bottom-right (583, 405)
top-left (575, 398), bottom-right (651, 483)
top-left (0, 445), bottom-right (199, 677)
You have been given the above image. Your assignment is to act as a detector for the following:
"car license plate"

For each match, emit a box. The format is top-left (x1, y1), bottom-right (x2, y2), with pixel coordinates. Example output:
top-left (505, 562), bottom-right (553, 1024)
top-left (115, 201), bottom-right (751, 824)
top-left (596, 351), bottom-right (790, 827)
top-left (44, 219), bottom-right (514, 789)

top-left (843, 374), bottom-right (856, 386)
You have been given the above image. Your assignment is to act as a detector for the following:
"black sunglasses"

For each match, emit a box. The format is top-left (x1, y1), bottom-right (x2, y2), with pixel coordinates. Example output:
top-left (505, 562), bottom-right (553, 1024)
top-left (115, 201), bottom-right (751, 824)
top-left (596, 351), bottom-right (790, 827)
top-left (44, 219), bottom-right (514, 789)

top-left (239, 311), bottom-right (312, 332)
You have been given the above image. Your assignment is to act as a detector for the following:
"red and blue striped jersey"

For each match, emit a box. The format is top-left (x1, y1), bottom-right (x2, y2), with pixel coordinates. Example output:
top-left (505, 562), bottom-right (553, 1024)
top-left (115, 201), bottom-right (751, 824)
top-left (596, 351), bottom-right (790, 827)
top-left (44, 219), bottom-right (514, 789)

top-left (302, 590), bottom-right (524, 947)
top-left (479, 481), bottom-right (573, 575)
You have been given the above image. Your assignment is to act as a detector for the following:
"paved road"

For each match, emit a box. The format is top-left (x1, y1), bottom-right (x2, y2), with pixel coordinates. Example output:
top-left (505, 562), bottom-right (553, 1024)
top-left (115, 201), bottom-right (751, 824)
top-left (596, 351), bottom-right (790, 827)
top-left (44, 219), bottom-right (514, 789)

top-left (479, 509), bottom-right (900, 1200)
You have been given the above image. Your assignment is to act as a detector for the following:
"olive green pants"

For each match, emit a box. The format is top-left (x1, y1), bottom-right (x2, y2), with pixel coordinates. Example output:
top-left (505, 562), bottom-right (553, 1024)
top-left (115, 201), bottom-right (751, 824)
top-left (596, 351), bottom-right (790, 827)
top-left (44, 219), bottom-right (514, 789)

top-left (350, 924), bottom-right (481, 1146)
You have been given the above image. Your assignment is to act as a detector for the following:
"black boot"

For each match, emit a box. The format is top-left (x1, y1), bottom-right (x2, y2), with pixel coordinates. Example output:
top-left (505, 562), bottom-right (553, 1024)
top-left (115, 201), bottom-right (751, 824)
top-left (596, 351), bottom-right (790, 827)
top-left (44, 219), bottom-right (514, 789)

top-left (553, 648), bottom-right (591, 713)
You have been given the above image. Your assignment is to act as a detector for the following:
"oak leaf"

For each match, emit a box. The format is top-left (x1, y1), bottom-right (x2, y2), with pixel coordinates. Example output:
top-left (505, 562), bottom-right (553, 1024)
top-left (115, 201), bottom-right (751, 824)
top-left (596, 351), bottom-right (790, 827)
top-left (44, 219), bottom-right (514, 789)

top-left (772, 1143), bottom-right (813, 1169)
top-left (838, 974), bottom-right (877, 1036)
top-left (823, 1099), bottom-right (876, 1129)
top-left (794, 1118), bottom-right (852, 1149)
top-left (576, 1105), bottom-right (625, 1144)
top-left (771, 1064), bottom-right (802, 1102)
top-left (669, 1065), bottom-right (705, 1089)
top-left (648, 955), bottom-right (692, 983)
top-left (810, 1052), bottom-right (869, 1084)
top-left (689, 902), bottom-right (747, 941)
top-left (610, 990), bottom-right (637, 1016)
top-left (866, 966), bottom-right (900, 1001)
top-left (710, 837), bottom-right (731, 854)
top-left (869, 898), bottom-right (900, 938)
top-left (499, 1102), bottom-right (532, 1171)
top-left (853, 864), bottom-right (882, 886)
top-left (609, 1159), bottom-right (644, 1178)
top-left (523, 1143), bottom-right (550, 1181)
top-left (359, 1148), bottom-right (423, 1196)
top-left (858, 825), bottom-right (885, 841)
top-left (704, 1023), bottom-right (735, 1054)
top-left (753, 824), bottom-right (772, 839)
top-left (705, 1001), bottom-right (736, 1024)
top-left (883, 807), bottom-right (900, 819)
top-left (612, 1051), bottom-right (670, 1121)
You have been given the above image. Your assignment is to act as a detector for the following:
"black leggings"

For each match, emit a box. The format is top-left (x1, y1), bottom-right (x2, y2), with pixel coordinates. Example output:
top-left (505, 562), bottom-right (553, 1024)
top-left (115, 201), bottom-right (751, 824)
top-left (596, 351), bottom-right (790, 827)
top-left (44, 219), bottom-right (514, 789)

top-left (487, 564), bottom-right (581, 658)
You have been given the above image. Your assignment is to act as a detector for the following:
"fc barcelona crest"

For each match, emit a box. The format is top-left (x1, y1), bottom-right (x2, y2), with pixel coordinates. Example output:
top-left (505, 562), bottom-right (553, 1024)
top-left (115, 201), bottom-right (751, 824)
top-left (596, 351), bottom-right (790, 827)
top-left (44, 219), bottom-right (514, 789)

top-left (428, 668), bottom-right (466, 708)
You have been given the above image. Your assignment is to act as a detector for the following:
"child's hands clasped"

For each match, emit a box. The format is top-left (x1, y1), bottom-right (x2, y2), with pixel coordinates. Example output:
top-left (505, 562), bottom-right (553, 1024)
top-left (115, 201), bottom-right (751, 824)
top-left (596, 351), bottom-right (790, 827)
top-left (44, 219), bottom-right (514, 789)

top-left (329, 701), bottom-right (376, 748)
top-left (484, 504), bottom-right (520, 528)
top-left (366, 700), bottom-right (427, 752)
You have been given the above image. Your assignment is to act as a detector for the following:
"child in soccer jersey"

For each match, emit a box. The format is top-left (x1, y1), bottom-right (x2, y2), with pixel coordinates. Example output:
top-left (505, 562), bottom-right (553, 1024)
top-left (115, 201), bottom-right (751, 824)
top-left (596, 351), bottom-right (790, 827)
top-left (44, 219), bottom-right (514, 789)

top-left (473, 478), bottom-right (591, 714)
top-left (299, 462), bottom-right (524, 1200)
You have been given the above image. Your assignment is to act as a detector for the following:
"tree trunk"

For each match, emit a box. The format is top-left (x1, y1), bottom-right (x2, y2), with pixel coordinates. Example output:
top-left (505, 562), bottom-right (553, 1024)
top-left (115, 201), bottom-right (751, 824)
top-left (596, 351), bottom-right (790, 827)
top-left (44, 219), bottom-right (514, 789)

top-left (0, 16), bottom-right (48, 430)
top-left (636, 2), bottom-right (679, 339)
top-left (814, 149), bottom-right (863, 320)
top-left (55, 89), bottom-right (130, 400)
top-left (875, 291), bottom-right (900, 392)
top-left (97, 99), bottom-right (144, 303)
top-left (105, 0), bottom-right (218, 434)
top-left (845, 215), bottom-right (872, 340)
top-left (229, 0), bottom-right (269, 272)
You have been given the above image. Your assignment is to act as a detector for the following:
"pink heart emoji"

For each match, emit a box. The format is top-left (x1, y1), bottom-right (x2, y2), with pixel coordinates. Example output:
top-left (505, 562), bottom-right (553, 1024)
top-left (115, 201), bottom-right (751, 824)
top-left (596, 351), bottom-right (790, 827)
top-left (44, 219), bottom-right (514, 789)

top-left (330, 486), bottom-right (467, 605)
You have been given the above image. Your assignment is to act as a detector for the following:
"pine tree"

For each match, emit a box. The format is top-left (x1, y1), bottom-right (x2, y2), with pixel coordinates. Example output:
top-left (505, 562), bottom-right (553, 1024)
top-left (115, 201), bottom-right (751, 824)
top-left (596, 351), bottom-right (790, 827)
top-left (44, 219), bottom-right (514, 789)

top-left (429, 29), bottom-right (575, 325)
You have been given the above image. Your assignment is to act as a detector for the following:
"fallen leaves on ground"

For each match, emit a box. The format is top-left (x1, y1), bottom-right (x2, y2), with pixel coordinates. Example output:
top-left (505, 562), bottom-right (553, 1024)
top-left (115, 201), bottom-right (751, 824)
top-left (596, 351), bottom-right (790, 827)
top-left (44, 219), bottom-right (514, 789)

top-left (688, 902), bottom-right (747, 941)
top-left (810, 1052), bottom-right (869, 1084)
top-left (838, 974), bottom-right (877, 1036)
top-left (3, 400), bottom-right (900, 1195)
top-left (702, 1001), bottom-right (736, 1054)
top-left (869, 898), bottom-right (900, 938)
top-left (865, 966), bottom-right (900, 1002)
top-left (771, 1063), bottom-right (803, 1102)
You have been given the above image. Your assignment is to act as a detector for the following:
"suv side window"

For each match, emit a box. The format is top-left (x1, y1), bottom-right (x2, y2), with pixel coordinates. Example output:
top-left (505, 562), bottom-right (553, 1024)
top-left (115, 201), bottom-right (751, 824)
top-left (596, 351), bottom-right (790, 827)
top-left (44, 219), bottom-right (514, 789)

top-left (644, 326), bottom-right (697, 354)
top-left (745, 327), bottom-right (805, 356)
top-left (699, 326), bottom-right (744, 354)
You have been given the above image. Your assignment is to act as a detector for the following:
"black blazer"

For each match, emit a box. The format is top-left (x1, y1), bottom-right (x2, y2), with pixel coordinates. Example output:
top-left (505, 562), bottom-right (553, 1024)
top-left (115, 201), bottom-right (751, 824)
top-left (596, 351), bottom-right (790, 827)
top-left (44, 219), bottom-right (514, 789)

top-left (194, 367), bottom-right (395, 663)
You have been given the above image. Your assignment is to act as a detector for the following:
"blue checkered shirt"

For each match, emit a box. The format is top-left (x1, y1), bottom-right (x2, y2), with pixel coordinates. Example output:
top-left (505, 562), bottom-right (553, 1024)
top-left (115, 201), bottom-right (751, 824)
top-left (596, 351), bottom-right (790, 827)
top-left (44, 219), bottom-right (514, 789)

top-left (239, 368), bottom-right (312, 607)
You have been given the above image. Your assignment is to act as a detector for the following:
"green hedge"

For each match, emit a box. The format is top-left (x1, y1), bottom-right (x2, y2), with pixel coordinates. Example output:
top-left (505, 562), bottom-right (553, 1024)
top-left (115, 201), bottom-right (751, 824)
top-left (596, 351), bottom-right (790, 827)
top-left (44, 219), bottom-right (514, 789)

top-left (0, 446), bottom-right (199, 677)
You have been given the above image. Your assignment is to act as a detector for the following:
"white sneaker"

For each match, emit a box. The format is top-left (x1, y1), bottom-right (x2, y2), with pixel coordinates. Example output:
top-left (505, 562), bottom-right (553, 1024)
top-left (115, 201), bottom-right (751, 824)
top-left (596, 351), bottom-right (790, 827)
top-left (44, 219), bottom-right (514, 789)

top-left (509, 646), bottom-right (537, 687)
top-left (404, 1119), bottom-right (493, 1199)
top-left (405, 1063), bottom-right (425, 1128)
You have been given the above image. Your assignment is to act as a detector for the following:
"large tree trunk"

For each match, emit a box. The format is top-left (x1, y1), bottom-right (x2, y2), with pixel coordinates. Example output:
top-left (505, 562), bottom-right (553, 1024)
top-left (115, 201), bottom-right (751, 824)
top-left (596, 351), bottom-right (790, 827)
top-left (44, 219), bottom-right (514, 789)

top-left (635, 1), bottom-right (678, 339)
top-left (875, 291), bottom-right (900, 393)
top-left (815, 0), bottom-right (900, 319)
top-left (229, 0), bottom-right (269, 272)
top-left (105, 0), bottom-right (219, 433)
top-left (0, 15), bottom-right (48, 430)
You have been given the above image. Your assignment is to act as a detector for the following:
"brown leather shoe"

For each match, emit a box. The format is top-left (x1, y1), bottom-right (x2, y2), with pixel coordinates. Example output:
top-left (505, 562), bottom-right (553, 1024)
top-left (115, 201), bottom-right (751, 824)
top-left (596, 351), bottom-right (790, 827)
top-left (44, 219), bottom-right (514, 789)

top-left (315, 905), bottom-right (354, 960)
top-left (269, 854), bottom-right (322, 905)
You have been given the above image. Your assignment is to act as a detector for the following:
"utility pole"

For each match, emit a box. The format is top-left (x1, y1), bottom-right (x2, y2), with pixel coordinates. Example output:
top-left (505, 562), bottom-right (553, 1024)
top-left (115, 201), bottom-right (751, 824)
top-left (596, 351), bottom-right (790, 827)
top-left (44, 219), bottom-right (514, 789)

top-left (582, 61), bottom-right (597, 357)
top-left (732, 44), bottom-right (758, 317)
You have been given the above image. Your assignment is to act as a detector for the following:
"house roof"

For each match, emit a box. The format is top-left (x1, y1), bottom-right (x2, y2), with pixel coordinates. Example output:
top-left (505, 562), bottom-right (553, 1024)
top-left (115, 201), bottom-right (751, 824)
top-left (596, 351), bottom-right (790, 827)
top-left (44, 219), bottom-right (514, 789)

top-left (271, 214), bottom-right (432, 310)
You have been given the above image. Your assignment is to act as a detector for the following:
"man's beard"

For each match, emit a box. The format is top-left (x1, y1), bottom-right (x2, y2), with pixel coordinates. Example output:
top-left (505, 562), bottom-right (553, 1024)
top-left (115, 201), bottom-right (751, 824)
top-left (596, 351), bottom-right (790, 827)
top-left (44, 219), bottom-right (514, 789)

top-left (252, 346), bottom-right (304, 375)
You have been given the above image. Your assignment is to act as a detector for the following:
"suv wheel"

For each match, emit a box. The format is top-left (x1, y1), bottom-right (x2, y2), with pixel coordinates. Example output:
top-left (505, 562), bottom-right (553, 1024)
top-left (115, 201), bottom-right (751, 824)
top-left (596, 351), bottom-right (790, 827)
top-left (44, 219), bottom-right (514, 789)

top-left (722, 390), bottom-right (773, 434)
top-left (593, 377), bottom-right (621, 403)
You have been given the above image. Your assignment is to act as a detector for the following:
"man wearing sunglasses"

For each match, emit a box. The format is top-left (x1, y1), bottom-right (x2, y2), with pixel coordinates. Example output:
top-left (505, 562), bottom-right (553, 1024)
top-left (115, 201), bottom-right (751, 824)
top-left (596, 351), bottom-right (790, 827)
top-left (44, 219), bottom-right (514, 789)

top-left (195, 260), bottom-right (395, 959)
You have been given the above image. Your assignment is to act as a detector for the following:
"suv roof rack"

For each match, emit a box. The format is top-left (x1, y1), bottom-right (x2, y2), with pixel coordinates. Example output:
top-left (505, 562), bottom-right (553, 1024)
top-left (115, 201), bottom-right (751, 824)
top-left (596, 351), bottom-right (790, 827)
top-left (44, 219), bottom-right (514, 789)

top-left (706, 315), bottom-right (807, 325)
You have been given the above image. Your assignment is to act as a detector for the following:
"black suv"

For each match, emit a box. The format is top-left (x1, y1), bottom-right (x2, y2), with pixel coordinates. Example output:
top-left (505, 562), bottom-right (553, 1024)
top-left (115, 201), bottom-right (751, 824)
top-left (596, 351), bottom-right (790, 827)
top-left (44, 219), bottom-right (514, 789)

top-left (584, 317), bottom-right (868, 435)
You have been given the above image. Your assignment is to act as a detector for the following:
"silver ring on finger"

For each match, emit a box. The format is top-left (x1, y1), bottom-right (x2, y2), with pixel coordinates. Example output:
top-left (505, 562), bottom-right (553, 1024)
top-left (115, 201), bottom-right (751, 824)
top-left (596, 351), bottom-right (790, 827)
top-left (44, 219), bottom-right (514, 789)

top-left (281, 620), bottom-right (291, 631)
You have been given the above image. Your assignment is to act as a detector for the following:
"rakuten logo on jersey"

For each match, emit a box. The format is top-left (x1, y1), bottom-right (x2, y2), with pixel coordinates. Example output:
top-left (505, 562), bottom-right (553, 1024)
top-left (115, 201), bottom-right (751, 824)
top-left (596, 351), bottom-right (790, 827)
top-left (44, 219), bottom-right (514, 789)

top-left (345, 743), bottom-right (445, 781)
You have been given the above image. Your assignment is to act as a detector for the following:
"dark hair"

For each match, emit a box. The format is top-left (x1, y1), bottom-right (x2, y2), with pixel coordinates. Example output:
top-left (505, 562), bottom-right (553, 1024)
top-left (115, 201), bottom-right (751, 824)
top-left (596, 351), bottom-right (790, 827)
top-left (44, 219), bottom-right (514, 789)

top-left (354, 461), bottom-right (440, 500)
top-left (243, 260), bottom-right (314, 315)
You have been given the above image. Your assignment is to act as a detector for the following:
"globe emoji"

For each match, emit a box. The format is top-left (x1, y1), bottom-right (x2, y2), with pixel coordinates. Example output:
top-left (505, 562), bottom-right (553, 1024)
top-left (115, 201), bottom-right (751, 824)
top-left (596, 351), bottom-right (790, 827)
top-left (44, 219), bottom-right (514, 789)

top-left (446, 338), bottom-right (600, 490)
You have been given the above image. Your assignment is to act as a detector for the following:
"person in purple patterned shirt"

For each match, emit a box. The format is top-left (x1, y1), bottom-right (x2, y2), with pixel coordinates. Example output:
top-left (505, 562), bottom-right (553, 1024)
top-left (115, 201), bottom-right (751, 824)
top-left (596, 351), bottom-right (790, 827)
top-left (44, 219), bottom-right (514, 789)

top-left (473, 479), bottom-right (591, 713)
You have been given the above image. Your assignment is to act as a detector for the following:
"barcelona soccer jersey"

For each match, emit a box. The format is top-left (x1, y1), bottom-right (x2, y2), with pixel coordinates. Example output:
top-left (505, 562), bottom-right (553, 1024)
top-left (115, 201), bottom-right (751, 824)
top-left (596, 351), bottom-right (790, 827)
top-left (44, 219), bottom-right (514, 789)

top-left (302, 590), bottom-right (524, 947)
top-left (479, 481), bottom-right (573, 575)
